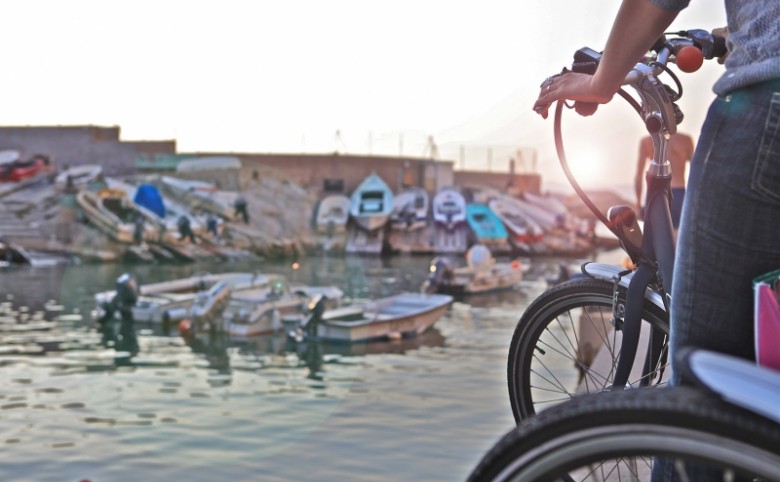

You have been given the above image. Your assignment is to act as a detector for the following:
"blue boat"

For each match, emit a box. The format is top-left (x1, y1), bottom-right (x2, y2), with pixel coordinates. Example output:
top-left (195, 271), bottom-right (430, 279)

top-left (466, 203), bottom-right (508, 244)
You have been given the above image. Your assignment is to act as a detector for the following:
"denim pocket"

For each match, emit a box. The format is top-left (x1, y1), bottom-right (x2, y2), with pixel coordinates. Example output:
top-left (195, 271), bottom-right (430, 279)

top-left (752, 92), bottom-right (780, 203)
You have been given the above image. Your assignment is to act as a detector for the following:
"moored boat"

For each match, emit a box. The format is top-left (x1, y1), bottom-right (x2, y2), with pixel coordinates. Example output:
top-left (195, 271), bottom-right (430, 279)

top-left (303, 292), bottom-right (453, 343)
top-left (218, 274), bottom-right (345, 337)
top-left (423, 244), bottom-right (525, 297)
top-left (349, 173), bottom-right (394, 232)
top-left (94, 272), bottom-right (263, 324)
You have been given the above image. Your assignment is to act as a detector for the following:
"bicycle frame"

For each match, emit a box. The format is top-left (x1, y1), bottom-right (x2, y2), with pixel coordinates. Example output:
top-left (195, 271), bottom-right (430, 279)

top-left (554, 31), bottom-right (723, 389)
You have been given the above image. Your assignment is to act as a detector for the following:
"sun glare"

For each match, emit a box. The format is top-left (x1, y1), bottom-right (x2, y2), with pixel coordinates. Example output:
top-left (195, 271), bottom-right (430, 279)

top-left (566, 147), bottom-right (610, 189)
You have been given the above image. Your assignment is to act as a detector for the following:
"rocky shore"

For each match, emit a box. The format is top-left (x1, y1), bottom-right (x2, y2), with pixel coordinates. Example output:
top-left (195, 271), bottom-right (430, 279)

top-left (0, 165), bottom-right (321, 264)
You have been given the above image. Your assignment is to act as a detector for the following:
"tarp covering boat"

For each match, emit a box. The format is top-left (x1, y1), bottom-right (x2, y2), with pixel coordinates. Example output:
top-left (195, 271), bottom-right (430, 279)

top-left (134, 184), bottom-right (166, 218)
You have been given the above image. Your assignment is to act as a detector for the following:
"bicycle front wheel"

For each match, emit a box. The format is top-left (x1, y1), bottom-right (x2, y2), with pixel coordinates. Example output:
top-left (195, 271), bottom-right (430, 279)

top-left (469, 386), bottom-right (780, 482)
top-left (508, 277), bottom-right (669, 422)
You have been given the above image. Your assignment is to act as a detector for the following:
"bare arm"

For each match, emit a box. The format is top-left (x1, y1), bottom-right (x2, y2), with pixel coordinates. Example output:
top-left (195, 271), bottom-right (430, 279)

top-left (533, 0), bottom-right (681, 118)
top-left (635, 137), bottom-right (651, 208)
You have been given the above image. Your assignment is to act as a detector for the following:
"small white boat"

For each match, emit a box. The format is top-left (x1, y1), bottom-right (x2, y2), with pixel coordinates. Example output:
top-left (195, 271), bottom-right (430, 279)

top-left (424, 244), bottom-right (525, 297)
top-left (432, 187), bottom-right (467, 230)
top-left (55, 164), bottom-right (103, 190)
top-left (315, 193), bottom-right (350, 234)
top-left (311, 292), bottom-right (453, 343)
top-left (524, 192), bottom-right (582, 233)
top-left (0, 242), bottom-right (64, 267)
top-left (157, 175), bottom-right (237, 220)
top-left (349, 173), bottom-right (394, 231)
top-left (76, 188), bottom-right (163, 244)
top-left (512, 197), bottom-right (559, 231)
top-left (94, 272), bottom-right (263, 324)
top-left (219, 274), bottom-right (344, 337)
top-left (389, 187), bottom-right (429, 231)
top-left (105, 177), bottom-right (205, 239)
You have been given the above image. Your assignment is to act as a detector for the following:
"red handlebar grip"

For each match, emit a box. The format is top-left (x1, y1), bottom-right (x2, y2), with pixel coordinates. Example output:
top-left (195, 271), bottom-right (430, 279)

top-left (676, 45), bottom-right (704, 73)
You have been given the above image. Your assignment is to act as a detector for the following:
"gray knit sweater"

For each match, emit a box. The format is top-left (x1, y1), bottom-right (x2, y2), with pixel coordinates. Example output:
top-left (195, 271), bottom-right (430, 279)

top-left (651, 0), bottom-right (780, 95)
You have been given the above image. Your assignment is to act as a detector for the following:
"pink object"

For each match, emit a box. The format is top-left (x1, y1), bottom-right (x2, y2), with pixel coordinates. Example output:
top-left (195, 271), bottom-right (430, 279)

top-left (755, 283), bottom-right (780, 371)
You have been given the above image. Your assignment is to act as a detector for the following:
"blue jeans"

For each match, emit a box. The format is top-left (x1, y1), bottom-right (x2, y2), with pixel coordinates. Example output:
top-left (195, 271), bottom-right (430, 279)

top-left (671, 79), bottom-right (780, 382)
top-left (653, 78), bottom-right (780, 482)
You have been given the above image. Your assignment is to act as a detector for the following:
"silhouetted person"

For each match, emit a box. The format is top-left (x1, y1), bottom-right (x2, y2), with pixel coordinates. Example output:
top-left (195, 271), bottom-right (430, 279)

top-left (234, 196), bottom-right (249, 224)
top-left (177, 215), bottom-right (197, 243)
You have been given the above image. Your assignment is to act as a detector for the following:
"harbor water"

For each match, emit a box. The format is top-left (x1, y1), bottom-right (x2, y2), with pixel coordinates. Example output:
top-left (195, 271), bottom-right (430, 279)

top-left (0, 252), bottom-right (601, 481)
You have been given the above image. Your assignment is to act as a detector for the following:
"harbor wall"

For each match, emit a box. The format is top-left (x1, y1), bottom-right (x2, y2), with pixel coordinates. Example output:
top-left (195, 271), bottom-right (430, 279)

top-left (0, 125), bottom-right (541, 197)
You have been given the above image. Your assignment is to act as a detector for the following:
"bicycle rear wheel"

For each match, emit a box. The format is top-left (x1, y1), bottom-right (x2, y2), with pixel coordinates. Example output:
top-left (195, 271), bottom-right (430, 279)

top-left (469, 386), bottom-right (780, 482)
top-left (508, 277), bottom-right (669, 422)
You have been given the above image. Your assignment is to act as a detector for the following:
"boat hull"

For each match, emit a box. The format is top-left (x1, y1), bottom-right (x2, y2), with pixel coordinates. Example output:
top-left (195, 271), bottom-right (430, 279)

top-left (315, 293), bottom-right (452, 343)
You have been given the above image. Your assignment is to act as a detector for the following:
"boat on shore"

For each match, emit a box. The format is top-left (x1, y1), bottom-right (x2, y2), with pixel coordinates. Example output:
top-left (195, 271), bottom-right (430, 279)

top-left (315, 193), bottom-right (350, 234)
top-left (432, 187), bottom-right (466, 231)
top-left (156, 175), bottom-right (237, 220)
top-left (106, 177), bottom-right (206, 240)
top-left (0, 154), bottom-right (51, 183)
top-left (487, 196), bottom-right (544, 252)
top-left (0, 241), bottom-right (65, 267)
top-left (55, 164), bottom-right (103, 190)
top-left (389, 187), bottom-right (429, 231)
top-left (349, 173), bottom-right (394, 232)
top-left (466, 203), bottom-right (510, 252)
top-left (298, 292), bottom-right (453, 343)
top-left (76, 188), bottom-right (164, 244)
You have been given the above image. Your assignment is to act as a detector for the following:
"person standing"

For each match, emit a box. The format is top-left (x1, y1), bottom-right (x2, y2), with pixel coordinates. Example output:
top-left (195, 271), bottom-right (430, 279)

top-left (635, 132), bottom-right (694, 228)
top-left (234, 195), bottom-right (249, 224)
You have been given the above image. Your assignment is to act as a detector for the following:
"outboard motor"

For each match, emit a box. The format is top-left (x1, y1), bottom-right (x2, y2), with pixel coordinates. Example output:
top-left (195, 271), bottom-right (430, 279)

top-left (115, 273), bottom-right (139, 307)
top-left (299, 294), bottom-right (328, 337)
top-left (424, 257), bottom-right (454, 293)
top-left (98, 273), bottom-right (139, 325)
top-left (114, 273), bottom-right (139, 325)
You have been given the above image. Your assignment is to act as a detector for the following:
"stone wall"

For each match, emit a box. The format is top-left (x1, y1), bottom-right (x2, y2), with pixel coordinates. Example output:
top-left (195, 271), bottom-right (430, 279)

top-left (0, 125), bottom-right (139, 176)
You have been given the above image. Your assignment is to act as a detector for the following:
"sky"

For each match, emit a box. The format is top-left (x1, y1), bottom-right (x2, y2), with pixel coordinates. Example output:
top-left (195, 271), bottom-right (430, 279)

top-left (1, 0), bottom-right (726, 190)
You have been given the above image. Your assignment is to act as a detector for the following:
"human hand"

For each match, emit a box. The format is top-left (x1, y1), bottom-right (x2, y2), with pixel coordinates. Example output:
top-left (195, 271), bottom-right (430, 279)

top-left (532, 72), bottom-right (614, 119)
top-left (711, 26), bottom-right (729, 64)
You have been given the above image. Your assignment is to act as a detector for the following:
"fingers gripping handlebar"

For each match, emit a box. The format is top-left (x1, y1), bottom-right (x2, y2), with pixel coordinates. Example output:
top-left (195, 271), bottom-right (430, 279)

top-left (563, 30), bottom-right (726, 121)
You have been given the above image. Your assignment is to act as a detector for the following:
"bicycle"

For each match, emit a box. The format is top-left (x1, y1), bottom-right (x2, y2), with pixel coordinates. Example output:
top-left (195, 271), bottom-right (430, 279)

top-left (507, 29), bottom-right (726, 422)
top-left (470, 348), bottom-right (780, 481)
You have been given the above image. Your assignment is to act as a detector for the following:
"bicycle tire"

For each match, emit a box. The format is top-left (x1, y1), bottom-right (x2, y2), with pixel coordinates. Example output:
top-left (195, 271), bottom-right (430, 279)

top-left (469, 386), bottom-right (780, 482)
top-left (508, 277), bottom-right (669, 422)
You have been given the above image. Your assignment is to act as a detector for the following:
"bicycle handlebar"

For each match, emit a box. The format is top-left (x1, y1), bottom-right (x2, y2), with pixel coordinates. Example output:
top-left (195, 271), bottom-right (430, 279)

top-left (568, 30), bottom-right (726, 117)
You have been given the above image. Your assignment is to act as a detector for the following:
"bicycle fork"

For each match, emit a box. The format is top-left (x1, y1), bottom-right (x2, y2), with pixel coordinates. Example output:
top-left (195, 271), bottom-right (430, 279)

top-left (612, 174), bottom-right (675, 390)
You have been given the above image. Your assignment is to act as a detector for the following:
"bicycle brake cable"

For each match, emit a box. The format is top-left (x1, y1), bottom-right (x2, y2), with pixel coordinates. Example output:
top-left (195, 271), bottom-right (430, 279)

top-left (554, 90), bottom-right (655, 266)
